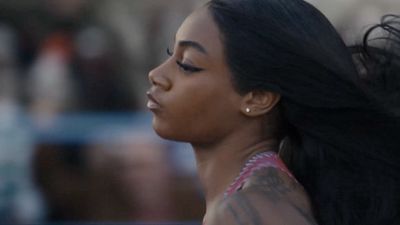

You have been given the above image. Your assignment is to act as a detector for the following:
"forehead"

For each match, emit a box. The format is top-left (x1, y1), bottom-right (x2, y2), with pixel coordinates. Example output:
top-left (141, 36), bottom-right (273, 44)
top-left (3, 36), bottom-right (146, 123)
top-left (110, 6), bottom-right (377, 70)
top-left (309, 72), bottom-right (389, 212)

top-left (175, 7), bottom-right (223, 58)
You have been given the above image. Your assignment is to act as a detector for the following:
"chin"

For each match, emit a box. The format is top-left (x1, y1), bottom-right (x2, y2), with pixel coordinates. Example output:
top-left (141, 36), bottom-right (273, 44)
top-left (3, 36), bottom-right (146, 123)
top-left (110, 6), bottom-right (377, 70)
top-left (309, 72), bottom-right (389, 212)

top-left (151, 117), bottom-right (204, 143)
top-left (154, 131), bottom-right (189, 143)
top-left (153, 126), bottom-right (196, 144)
top-left (152, 120), bottom-right (182, 141)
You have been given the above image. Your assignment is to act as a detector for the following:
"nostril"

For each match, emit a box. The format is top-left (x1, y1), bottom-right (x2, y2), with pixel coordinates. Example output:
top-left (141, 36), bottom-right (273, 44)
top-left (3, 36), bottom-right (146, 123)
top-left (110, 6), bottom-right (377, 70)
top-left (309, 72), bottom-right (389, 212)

top-left (148, 69), bottom-right (171, 91)
top-left (148, 70), bottom-right (156, 85)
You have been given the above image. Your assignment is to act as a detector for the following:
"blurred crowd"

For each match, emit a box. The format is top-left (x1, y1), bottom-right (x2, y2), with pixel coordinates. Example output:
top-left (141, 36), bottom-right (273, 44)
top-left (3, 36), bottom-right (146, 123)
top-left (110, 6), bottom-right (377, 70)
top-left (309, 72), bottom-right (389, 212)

top-left (0, 0), bottom-right (203, 224)
top-left (0, 0), bottom-right (398, 224)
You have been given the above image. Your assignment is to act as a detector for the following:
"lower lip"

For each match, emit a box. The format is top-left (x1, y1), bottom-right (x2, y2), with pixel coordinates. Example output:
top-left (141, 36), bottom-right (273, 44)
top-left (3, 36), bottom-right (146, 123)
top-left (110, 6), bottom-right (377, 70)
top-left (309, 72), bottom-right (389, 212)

top-left (147, 99), bottom-right (160, 110)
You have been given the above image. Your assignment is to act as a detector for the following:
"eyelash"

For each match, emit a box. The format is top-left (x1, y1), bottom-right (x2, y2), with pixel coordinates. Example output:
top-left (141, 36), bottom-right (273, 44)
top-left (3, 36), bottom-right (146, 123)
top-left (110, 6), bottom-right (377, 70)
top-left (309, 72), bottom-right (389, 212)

top-left (176, 61), bottom-right (204, 73)
top-left (166, 47), bottom-right (204, 73)
top-left (166, 47), bottom-right (173, 56)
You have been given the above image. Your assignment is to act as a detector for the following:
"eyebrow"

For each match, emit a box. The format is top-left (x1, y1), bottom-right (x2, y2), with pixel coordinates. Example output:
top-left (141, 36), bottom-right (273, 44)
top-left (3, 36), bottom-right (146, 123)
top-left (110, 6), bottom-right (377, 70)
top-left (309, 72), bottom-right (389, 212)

top-left (178, 40), bottom-right (208, 55)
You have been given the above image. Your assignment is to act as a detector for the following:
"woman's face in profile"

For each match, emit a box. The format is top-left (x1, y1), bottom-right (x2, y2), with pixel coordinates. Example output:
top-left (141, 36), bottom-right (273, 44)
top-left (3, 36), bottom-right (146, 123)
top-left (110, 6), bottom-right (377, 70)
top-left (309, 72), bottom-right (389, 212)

top-left (147, 7), bottom-right (244, 144)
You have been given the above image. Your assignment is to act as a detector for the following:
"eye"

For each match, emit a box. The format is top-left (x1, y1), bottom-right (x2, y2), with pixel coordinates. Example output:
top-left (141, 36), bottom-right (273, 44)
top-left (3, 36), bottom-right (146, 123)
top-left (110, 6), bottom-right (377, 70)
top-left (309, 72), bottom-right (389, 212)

top-left (166, 47), bottom-right (173, 56)
top-left (176, 61), bottom-right (204, 73)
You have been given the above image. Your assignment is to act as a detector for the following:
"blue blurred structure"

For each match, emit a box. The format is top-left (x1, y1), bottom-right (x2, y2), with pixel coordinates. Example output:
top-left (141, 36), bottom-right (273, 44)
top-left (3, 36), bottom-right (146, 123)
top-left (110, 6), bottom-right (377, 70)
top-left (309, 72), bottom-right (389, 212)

top-left (0, 105), bottom-right (42, 223)
top-left (31, 112), bottom-right (153, 144)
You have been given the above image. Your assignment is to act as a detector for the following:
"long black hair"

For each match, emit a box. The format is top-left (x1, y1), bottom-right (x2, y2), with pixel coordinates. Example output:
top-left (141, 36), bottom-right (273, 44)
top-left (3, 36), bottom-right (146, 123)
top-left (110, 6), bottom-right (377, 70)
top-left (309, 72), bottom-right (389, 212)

top-left (207, 0), bottom-right (400, 224)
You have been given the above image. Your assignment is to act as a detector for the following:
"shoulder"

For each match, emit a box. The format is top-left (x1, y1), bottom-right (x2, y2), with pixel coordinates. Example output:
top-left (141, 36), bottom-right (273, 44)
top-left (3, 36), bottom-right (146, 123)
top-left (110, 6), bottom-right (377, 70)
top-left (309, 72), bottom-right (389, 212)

top-left (207, 167), bottom-right (318, 225)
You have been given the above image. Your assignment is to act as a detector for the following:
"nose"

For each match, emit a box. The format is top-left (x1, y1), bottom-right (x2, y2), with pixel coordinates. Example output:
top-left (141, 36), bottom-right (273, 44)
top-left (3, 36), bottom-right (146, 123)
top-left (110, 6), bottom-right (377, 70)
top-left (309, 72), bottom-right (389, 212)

top-left (148, 63), bottom-right (172, 91)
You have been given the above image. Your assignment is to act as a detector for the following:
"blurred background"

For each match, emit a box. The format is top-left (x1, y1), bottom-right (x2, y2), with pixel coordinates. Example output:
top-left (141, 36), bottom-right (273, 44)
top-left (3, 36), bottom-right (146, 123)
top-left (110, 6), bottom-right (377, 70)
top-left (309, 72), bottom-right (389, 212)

top-left (0, 0), bottom-right (398, 224)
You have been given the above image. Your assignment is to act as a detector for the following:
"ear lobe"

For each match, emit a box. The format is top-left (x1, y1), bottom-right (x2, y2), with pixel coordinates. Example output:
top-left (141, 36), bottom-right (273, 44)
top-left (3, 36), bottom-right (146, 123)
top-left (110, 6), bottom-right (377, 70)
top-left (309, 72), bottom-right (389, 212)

top-left (241, 91), bottom-right (281, 116)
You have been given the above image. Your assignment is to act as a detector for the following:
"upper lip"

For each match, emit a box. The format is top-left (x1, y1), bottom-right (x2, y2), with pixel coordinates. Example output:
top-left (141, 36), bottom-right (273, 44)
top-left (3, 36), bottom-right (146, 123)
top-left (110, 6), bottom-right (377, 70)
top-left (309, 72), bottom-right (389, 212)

top-left (146, 91), bottom-right (161, 105)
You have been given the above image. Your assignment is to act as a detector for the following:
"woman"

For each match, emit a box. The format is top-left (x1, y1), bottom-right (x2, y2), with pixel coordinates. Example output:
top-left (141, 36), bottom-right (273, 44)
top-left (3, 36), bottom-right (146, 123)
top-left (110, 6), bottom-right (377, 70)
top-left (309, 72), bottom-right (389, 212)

top-left (147, 0), bottom-right (400, 224)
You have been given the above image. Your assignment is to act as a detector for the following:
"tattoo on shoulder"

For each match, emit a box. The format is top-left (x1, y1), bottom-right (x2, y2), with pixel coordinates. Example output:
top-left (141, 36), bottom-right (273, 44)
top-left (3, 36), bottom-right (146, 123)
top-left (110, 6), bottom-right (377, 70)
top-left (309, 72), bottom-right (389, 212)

top-left (224, 193), bottom-right (262, 225)
top-left (221, 192), bottom-right (317, 225)
top-left (250, 168), bottom-right (298, 203)
top-left (289, 202), bottom-right (319, 225)
top-left (216, 168), bottom-right (317, 225)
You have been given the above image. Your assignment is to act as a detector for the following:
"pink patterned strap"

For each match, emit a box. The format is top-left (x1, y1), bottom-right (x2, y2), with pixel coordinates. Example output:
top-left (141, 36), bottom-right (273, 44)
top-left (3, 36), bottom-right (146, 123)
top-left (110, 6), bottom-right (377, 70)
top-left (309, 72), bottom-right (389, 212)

top-left (224, 151), bottom-right (295, 197)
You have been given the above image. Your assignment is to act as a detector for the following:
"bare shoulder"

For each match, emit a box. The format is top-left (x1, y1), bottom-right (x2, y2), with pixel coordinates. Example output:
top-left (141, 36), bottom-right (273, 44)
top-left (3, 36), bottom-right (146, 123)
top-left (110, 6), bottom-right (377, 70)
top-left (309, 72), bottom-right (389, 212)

top-left (207, 167), bottom-right (318, 225)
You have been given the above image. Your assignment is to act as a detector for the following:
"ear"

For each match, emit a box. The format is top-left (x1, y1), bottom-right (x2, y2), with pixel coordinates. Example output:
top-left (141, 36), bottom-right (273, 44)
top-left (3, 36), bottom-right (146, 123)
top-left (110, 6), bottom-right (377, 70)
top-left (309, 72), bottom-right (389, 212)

top-left (240, 90), bottom-right (281, 117)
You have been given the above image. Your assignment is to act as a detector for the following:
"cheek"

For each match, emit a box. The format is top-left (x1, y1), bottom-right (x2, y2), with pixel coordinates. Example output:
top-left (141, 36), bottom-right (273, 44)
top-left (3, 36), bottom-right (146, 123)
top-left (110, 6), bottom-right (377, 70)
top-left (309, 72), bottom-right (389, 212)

top-left (152, 94), bottom-right (212, 141)
top-left (152, 87), bottom-right (239, 143)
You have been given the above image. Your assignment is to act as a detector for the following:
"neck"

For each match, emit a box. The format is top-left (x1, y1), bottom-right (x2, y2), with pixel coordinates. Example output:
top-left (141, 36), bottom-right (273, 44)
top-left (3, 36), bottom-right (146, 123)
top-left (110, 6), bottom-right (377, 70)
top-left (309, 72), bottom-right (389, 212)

top-left (193, 135), bottom-right (278, 208)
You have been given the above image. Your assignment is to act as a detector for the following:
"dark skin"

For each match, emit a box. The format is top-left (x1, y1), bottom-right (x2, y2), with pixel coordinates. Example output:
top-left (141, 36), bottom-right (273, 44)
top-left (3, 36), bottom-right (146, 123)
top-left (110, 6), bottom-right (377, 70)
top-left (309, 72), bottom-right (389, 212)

top-left (148, 6), bottom-right (317, 225)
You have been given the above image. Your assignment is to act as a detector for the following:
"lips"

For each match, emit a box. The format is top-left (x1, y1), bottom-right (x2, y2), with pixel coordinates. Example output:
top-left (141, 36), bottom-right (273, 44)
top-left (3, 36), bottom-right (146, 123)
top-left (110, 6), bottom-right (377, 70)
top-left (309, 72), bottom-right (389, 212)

top-left (146, 91), bottom-right (161, 110)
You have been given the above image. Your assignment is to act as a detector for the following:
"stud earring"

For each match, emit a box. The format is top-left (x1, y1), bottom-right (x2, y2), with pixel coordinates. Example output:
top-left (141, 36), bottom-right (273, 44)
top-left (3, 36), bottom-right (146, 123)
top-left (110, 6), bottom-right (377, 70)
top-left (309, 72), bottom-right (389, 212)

top-left (246, 108), bottom-right (251, 113)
